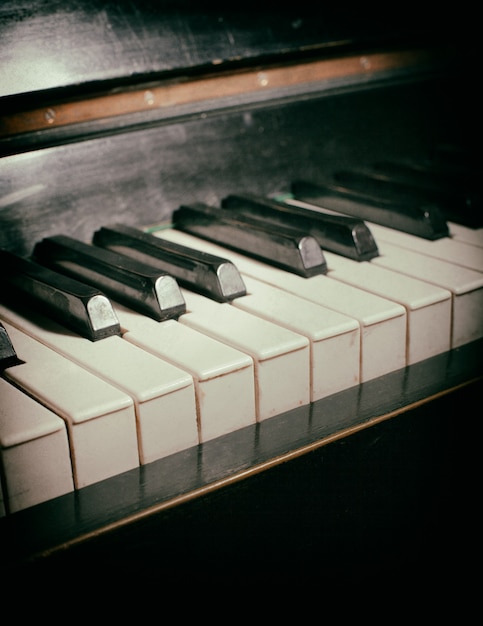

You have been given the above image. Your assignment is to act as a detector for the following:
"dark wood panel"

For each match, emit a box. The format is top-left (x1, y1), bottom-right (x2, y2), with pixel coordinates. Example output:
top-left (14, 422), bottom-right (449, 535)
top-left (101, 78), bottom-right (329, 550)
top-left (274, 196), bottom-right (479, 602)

top-left (0, 1), bottom-right (456, 100)
top-left (0, 73), bottom-right (472, 256)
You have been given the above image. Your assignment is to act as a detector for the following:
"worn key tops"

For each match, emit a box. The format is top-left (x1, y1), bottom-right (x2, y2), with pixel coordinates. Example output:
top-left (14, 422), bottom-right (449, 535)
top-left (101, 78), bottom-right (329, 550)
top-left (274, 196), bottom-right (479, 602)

top-left (93, 223), bottom-right (246, 302)
top-left (0, 249), bottom-right (120, 341)
top-left (291, 179), bottom-right (449, 240)
top-left (33, 234), bottom-right (186, 321)
top-left (172, 202), bottom-right (328, 277)
top-left (113, 305), bottom-right (256, 443)
top-left (0, 300), bottom-right (199, 465)
top-left (179, 288), bottom-right (311, 420)
top-left (221, 193), bottom-right (379, 262)
top-left (2, 321), bottom-right (139, 490)
top-left (157, 228), bottom-right (406, 386)
top-left (0, 376), bottom-right (74, 513)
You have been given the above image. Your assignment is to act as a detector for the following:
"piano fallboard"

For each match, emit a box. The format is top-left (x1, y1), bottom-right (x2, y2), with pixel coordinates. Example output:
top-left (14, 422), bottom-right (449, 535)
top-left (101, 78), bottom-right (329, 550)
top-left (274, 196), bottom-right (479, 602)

top-left (0, 44), bottom-right (476, 257)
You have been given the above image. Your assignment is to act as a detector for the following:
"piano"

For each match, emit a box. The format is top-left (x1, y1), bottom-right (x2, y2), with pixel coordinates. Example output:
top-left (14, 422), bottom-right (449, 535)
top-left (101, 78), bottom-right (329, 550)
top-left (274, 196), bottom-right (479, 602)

top-left (0, 3), bottom-right (481, 577)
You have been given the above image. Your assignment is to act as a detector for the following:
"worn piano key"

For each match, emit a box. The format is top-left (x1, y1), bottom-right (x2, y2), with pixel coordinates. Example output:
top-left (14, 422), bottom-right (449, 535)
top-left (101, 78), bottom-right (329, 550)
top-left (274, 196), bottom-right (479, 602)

top-left (221, 193), bottom-right (379, 261)
top-left (0, 301), bottom-right (198, 465)
top-left (0, 376), bottom-right (74, 514)
top-left (372, 160), bottom-right (482, 228)
top-left (322, 252), bottom-right (452, 363)
top-left (376, 157), bottom-right (476, 186)
top-left (333, 168), bottom-right (481, 229)
top-left (156, 228), bottom-right (406, 386)
top-left (112, 305), bottom-right (256, 442)
top-left (1, 321), bottom-right (139, 489)
top-left (0, 321), bottom-right (18, 369)
top-left (287, 194), bottom-right (483, 261)
top-left (449, 222), bottom-right (483, 247)
top-left (370, 242), bottom-right (483, 347)
top-left (33, 234), bottom-right (186, 322)
top-left (0, 249), bottom-right (120, 341)
top-left (179, 288), bottom-right (310, 419)
top-left (367, 222), bottom-right (483, 272)
top-left (93, 222), bottom-right (246, 302)
top-left (228, 276), bottom-right (361, 399)
top-left (287, 196), bottom-right (483, 348)
top-left (115, 263), bottom-right (359, 403)
top-left (172, 202), bottom-right (328, 277)
top-left (291, 180), bottom-right (449, 240)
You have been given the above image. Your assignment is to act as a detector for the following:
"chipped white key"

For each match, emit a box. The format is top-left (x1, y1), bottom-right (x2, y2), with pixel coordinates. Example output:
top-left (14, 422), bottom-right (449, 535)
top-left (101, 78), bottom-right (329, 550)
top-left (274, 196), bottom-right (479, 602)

top-left (368, 222), bottom-right (483, 272)
top-left (371, 241), bottom-right (483, 347)
top-left (156, 229), bottom-right (405, 383)
top-left (113, 305), bottom-right (256, 443)
top-left (2, 322), bottom-right (139, 489)
top-left (179, 288), bottom-right (310, 420)
top-left (0, 302), bottom-right (198, 465)
top-left (323, 251), bottom-right (452, 363)
top-left (0, 377), bottom-right (74, 513)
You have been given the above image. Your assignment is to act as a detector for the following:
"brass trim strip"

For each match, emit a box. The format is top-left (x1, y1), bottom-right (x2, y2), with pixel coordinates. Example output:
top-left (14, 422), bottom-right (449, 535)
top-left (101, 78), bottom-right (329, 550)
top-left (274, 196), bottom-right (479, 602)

top-left (0, 48), bottom-right (438, 139)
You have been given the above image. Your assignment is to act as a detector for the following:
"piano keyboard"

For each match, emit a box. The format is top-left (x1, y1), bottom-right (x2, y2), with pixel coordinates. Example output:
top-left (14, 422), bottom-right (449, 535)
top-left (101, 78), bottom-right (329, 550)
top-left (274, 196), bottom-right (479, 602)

top-left (284, 198), bottom-right (483, 349)
top-left (1, 194), bottom-right (483, 517)
top-left (157, 228), bottom-right (407, 381)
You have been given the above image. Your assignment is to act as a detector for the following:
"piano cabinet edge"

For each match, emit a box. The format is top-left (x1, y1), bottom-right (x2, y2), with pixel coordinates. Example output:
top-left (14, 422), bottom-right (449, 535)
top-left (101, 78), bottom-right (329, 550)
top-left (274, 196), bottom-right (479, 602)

top-left (1, 339), bottom-right (481, 572)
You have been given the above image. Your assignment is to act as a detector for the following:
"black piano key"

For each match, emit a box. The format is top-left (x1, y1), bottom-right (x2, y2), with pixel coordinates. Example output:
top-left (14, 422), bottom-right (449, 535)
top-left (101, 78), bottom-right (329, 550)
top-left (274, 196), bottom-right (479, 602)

top-left (93, 223), bottom-right (247, 303)
top-left (430, 143), bottom-right (477, 175)
top-left (221, 193), bottom-right (379, 262)
top-left (172, 202), bottom-right (328, 278)
top-left (0, 321), bottom-right (20, 369)
top-left (0, 249), bottom-right (120, 341)
top-left (33, 235), bottom-right (186, 322)
top-left (291, 179), bottom-right (450, 240)
top-left (371, 161), bottom-right (482, 228)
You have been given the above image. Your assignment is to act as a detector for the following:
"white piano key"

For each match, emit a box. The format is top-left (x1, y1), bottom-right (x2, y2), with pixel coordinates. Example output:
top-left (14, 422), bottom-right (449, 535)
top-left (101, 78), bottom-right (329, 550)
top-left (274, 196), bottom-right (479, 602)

top-left (148, 231), bottom-right (361, 398)
top-left (155, 228), bottom-right (405, 383)
top-left (0, 377), bottom-right (74, 513)
top-left (118, 271), bottom-right (358, 406)
top-left (368, 222), bottom-right (483, 272)
top-left (231, 276), bottom-right (360, 398)
top-left (284, 197), bottom-right (483, 348)
top-left (179, 288), bottom-right (310, 420)
top-left (113, 306), bottom-right (256, 443)
top-left (449, 222), bottom-right (483, 248)
top-left (2, 321), bottom-right (139, 489)
top-left (323, 251), bottom-right (452, 363)
top-left (0, 302), bottom-right (199, 465)
top-left (371, 241), bottom-right (483, 347)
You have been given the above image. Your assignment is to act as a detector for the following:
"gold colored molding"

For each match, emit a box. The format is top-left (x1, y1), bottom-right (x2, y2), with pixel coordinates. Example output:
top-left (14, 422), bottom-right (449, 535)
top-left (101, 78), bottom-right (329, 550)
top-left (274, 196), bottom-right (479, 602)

top-left (0, 48), bottom-right (440, 139)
